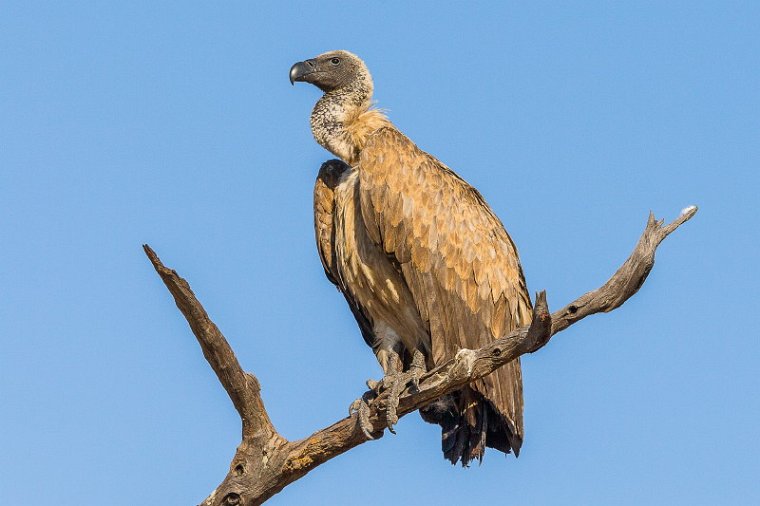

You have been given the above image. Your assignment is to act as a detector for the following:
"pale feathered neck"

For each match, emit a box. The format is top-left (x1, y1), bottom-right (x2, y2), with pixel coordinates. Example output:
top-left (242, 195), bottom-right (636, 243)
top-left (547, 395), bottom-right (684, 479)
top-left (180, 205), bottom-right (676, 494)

top-left (311, 90), bottom-right (391, 166)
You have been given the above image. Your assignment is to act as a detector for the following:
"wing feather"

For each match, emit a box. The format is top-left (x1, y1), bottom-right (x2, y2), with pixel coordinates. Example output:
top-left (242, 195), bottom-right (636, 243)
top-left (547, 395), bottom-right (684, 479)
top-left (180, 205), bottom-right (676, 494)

top-left (314, 160), bottom-right (377, 348)
top-left (358, 127), bottom-right (532, 444)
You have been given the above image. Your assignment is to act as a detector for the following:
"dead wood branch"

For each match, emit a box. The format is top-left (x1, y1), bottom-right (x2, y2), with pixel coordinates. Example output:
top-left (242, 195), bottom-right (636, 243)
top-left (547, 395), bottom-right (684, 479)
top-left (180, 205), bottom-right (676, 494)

top-left (144, 245), bottom-right (277, 444)
top-left (144, 206), bottom-right (696, 506)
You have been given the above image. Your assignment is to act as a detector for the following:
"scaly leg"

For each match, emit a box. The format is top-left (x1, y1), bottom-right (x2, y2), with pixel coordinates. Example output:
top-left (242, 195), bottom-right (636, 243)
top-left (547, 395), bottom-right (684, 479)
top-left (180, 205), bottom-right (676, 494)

top-left (407, 348), bottom-right (426, 392)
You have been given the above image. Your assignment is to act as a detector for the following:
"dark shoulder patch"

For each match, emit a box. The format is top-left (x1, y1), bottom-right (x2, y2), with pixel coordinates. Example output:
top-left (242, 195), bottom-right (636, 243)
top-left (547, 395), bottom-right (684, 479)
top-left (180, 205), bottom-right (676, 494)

top-left (317, 159), bottom-right (351, 189)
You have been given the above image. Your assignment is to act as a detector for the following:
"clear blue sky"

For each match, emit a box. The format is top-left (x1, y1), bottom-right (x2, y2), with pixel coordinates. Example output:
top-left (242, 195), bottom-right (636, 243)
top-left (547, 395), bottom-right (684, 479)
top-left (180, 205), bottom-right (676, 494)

top-left (2, 2), bottom-right (758, 504)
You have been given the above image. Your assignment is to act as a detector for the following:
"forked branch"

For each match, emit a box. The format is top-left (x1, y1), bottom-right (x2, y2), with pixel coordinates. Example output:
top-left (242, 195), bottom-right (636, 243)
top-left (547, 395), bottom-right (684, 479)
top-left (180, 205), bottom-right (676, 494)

top-left (144, 206), bottom-right (696, 506)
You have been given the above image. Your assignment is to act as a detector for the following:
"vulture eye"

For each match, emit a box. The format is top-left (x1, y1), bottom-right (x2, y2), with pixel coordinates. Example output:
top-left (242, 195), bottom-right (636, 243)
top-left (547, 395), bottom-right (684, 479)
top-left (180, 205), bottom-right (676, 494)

top-left (330, 57), bottom-right (341, 65)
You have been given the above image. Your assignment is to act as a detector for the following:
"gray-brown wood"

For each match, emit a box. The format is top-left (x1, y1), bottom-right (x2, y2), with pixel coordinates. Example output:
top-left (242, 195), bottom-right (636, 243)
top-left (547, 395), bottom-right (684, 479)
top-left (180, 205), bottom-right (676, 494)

top-left (143, 245), bottom-right (277, 443)
top-left (144, 206), bottom-right (696, 506)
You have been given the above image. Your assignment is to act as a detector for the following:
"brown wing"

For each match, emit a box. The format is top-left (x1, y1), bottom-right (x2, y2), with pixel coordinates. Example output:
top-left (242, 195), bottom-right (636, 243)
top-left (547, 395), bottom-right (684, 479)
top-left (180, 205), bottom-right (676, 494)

top-left (314, 159), bottom-right (376, 348)
top-left (314, 160), bottom-right (345, 284)
top-left (358, 127), bottom-right (533, 450)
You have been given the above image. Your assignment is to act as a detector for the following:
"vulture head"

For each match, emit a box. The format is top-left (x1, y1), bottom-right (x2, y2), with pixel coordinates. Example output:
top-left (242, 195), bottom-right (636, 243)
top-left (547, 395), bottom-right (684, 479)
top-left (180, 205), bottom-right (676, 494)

top-left (290, 50), bottom-right (372, 95)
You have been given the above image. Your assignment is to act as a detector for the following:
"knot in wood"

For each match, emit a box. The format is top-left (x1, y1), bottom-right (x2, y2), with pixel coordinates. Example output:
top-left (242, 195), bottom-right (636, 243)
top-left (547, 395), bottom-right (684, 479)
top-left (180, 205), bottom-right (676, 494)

top-left (223, 492), bottom-right (240, 505)
top-left (453, 348), bottom-right (477, 376)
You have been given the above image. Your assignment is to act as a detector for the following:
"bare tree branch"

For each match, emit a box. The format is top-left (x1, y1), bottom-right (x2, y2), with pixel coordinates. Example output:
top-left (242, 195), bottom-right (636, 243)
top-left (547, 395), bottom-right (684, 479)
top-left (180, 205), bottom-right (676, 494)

top-left (143, 245), bottom-right (277, 442)
top-left (144, 207), bottom-right (696, 506)
top-left (549, 206), bottom-right (698, 335)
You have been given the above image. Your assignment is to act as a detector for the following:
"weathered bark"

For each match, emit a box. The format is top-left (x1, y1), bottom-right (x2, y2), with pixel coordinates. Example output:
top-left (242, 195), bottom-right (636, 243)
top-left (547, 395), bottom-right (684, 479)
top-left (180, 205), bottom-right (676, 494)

top-left (144, 206), bottom-right (696, 506)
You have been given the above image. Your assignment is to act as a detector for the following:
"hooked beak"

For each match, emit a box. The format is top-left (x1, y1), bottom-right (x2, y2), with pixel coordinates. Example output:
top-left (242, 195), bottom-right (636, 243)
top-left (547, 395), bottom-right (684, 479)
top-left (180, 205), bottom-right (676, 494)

top-left (289, 59), bottom-right (317, 85)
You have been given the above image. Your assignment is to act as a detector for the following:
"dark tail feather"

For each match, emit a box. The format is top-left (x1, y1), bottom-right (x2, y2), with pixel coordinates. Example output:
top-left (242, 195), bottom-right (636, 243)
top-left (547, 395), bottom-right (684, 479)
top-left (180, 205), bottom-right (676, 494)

top-left (420, 387), bottom-right (519, 467)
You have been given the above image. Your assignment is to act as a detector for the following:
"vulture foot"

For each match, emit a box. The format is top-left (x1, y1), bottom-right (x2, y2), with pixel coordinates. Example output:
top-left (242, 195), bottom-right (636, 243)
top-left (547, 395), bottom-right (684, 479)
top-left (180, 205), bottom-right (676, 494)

top-left (350, 349), bottom-right (427, 437)
top-left (349, 391), bottom-right (377, 439)
top-left (368, 369), bottom-right (422, 434)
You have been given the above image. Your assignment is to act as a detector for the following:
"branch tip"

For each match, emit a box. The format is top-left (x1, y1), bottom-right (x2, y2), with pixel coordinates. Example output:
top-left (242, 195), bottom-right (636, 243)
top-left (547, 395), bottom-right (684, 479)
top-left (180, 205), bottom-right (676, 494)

top-left (656, 204), bottom-right (697, 241)
top-left (143, 244), bottom-right (160, 266)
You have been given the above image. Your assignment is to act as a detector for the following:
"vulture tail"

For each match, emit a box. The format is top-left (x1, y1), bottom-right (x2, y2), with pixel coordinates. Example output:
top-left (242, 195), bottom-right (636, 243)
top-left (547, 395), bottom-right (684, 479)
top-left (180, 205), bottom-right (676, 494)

top-left (420, 386), bottom-right (521, 466)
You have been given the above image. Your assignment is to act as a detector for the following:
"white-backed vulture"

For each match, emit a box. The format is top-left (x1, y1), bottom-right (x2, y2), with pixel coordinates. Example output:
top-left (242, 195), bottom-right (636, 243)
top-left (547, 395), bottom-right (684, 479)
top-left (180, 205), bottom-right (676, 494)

top-left (291, 50), bottom-right (532, 466)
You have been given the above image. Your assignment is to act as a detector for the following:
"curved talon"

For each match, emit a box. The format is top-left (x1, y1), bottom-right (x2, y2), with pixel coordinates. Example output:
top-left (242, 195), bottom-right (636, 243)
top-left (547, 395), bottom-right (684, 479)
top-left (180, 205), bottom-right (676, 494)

top-left (349, 393), bottom-right (378, 439)
top-left (357, 398), bottom-right (375, 439)
top-left (348, 398), bottom-right (360, 417)
top-left (408, 369), bottom-right (423, 394)
top-left (383, 375), bottom-right (403, 433)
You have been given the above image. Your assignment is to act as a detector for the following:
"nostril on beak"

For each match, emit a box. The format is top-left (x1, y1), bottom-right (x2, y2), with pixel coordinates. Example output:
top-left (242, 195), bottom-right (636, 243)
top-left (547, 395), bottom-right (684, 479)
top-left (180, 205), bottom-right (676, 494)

top-left (289, 59), bottom-right (318, 86)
